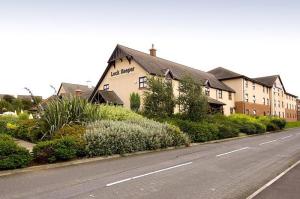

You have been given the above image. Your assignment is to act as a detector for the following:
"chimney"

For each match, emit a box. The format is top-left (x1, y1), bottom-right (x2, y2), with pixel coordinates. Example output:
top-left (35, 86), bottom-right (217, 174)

top-left (75, 89), bottom-right (82, 96)
top-left (149, 44), bottom-right (156, 57)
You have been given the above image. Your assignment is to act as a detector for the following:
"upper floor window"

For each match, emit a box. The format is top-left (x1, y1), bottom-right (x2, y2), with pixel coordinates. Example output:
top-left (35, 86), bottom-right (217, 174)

top-left (139, 76), bottom-right (147, 88)
top-left (245, 80), bottom-right (248, 88)
top-left (267, 98), bottom-right (269, 105)
top-left (205, 87), bottom-right (210, 96)
top-left (263, 98), bottom-right (266, 105)
top-left (228, 92), bottom-right (232, 100)
top-left (253, 95), bottom-right (256, 103)
top-left (245, 93), bottom-right (249, 102)
top-left (263, 86), bottom-right (265, 93)
top-left (103, 84), bottom-right (109, 91)
top-left (252, 83), bottom-right (256, 90)
top-left (218, 90), bottom-right (223, 99)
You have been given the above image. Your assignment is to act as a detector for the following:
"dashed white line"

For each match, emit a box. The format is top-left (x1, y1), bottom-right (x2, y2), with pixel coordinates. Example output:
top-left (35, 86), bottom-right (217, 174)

top-left (280, 135), bottom-right (293, 140)
top-left (259, 140), bottom-right (277, 146)
top-left (216, 147), bottom-right (250, 157)
top-left (106, 162), bottom-right (193, 187)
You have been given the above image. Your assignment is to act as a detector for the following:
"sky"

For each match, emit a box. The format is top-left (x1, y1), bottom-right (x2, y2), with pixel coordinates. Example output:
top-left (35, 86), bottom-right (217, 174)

top-left (0, 0), bottom-right (300, 98)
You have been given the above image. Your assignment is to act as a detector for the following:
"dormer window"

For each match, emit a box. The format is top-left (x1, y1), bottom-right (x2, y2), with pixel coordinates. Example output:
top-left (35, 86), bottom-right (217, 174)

top-left (103, 84), bottom-right (109, 91)
top-left (205, 87), bottom-right (210, 96)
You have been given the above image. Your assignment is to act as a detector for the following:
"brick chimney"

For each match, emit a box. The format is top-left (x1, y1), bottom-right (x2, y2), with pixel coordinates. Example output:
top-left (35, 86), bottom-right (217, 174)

top-left (149, 44), bottom-right (156, 57)
top-left (75, 89), bottom-right (82, 96)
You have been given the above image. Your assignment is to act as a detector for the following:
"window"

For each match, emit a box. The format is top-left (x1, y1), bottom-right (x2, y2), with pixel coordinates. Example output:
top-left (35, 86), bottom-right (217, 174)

top-left (253, 110), bottom-right (256, 116)
top-left (245, 93), bottom-right (249, 102)
top-left (263, 98), bottom-right (266, 105)
top-left (139, 76), bottom-right (147, 88)
top-left (245, 80), bottom-right (248, 88)
top-left (278, 100), bottom-right (280, 108)
top-left (252, 82), bottom-right (256, 90)
top-left (267, 99), bottom-right (269, 105)
top-left (228, 92), bottom-right (232, 100)
top-left (266, 89), bottom-right (269, 94)
top-left (253, 95), bottom-right (256, 103)
top-left (282, 102), bottom-right (284, 108)
top-left (263, 111), bottom-right (266, 116)
top-left (283, 112), bottom-right (285, 118)
top-left (274, 100), bottom-right (276, 107)
top-left (205, 87), bottom-right (210, 96)
top-left (230, 107), bottom-right (234, 114)
top-left (218, 90), bottom-right (222, 99)
top-left (263, 86), bottom-right (265, 93)
top-left (103, 84), bottom-right (109, 91)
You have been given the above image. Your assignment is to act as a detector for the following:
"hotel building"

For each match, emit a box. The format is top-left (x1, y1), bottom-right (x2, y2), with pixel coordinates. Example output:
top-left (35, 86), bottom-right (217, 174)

top-left (89, 44), bottom-right (298, 121)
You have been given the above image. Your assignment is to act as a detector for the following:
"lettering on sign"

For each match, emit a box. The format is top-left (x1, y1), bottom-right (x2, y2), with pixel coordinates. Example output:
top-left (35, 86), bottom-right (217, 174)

top-left (111, 67), bottom-right (135, 77)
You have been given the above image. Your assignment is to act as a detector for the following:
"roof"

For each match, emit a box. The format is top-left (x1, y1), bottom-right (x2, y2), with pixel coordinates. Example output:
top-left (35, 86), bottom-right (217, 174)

top-left (97, 90), bottom-right (124, 105)
top-left (253, 75), bottom-right (279, 88)
top-left (285, 92), bottom-right (298, 98)
top-left (208, 67), bottom-right (243, 80)
top-left (208, 67), bottom-right (272, 87)
top-left (58, 82), bottom-right (94, 100)
top-left (207, 97), bottom-right (226, 105)
top-left (90, 45), bottom-right (235, 100)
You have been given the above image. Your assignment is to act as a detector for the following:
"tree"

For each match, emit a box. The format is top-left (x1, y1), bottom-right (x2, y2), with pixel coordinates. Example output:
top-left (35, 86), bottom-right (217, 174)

top-left (130, 92), bottom-right (141, 112)
top-left (177, 76), bottom-right (208, 121)
top-left (3, 95), bottom-right (15, 103)
top-left (143, 77), bottom-right (175, 118)
top-left (0, 100), bottom-right (13, 113)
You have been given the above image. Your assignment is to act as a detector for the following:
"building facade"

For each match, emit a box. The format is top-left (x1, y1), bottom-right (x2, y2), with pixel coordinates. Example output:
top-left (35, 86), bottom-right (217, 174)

top-left (209, 67), bottom-right (298, 121)
top-left (89, 45), bottom-right (235, 115)
top-left (89, 44), bottom-right (298, 119)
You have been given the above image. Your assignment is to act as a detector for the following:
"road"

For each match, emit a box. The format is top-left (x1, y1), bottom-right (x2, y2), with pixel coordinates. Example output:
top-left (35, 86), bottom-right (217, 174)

top-left (0, 128), bottom-right (300, 199)
top-left (253, 161), bottom-right (300, 199)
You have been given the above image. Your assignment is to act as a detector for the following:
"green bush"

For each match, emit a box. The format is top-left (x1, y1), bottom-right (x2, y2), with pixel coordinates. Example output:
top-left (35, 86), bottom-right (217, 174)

top-left (14, 119), bottom-right (43, 142)
top-left (33, 136), bottom-right (85, 163)
top-left (0, 134), bottom-right (32, 170)
top-left (84, 120), bottom-right (190, 157)
top-left (165, 119), bottom-right (219, 142)
top-left (53, 125), bottom-right (85, 139)
top-left (41, 97), bottom-right (100, 138)
top-left (228, 114), bottom-right (266, 135)
top-left (217, 124), bottom-right (239, 139)
top-left (98, 105), bottom-right (143, 121)
top-left (286, 121), bottom-right (300, 128)
top-left (270, 117), bottom-right (286, 130)
top-left (0, 115), bottom-right (18, 135)
top-left (129, 92), bottom-right (141, 112)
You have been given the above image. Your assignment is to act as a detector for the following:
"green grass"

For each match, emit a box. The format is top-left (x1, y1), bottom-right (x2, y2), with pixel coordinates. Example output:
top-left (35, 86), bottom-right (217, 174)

top-left (286, 121), bottom-right (300, 128)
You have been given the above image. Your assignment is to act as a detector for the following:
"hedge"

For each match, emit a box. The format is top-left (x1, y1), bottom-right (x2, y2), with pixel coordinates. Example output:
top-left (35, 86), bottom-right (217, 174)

top-left (0, 134), bottom-right (32, 170)
top-left (84, 120), bottom-right (190, 157)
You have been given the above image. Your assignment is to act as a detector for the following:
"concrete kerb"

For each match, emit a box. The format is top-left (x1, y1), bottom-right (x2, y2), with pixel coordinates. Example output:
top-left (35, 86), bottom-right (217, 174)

top-left (0, 128), bottom-right (294, 177)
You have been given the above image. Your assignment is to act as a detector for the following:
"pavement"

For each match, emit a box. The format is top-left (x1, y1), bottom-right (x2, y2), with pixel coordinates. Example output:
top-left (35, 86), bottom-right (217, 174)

top-left (1, 128), bottom-right (300, 199)
top-left (14, 138), bottom-right (35, 152)
top-left (253, 162), bottom-right (300, 199)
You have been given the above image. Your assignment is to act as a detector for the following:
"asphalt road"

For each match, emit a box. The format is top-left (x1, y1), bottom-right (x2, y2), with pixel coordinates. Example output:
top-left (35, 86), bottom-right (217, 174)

top-left (1, 128), bottom-right (300, 199)
top-left (253, 162), bottom-right (300, 199)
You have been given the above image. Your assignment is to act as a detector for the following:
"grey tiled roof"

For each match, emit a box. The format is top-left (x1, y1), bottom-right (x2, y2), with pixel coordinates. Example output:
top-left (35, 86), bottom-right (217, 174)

top-left (252, 75), bottom-right (279, 87)
top-left (107, 45), bottom-right (235, 93)
top-left (58, 82), bottom-right (94, 100)
top-left (208, 67), bottom-right (243, 80)
top-left (98, 90), bottom-right (124, 105)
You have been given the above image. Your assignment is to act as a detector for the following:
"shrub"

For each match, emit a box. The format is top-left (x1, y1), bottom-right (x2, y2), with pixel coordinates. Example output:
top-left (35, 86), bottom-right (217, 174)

top-left (217, 124), bottom-right (239, 139)
top-left (168, 119), bottom-right (219, 142)
top-left (270, 117), bottom-right (286, 130)
top-left (0, 115), bottom-right (18, 135)
top-left (0, 134), bottom-right (32, 170)
top-left (41, 97), bottom-right (100, 138)
top-left (18, 112), bottom-right (30, 120)
top-left (84, 120), bottom-right (190, 157)
top-left (228, 114), bottom-right (266, 135)
top-left (33, 136), bottom-right (84, 163)
top-left (14, 119), bottom-right (44, 142)
top-left (53, 125), bottom-right (86, 139)
top-left (98, 105), bottom-right (143, 121)
top-left (129, 92), bottom-right (141, 112)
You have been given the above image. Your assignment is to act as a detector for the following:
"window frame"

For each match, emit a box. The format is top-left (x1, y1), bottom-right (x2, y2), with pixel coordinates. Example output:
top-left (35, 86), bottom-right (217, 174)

top-left (139, 76), bottom-right (147, 89)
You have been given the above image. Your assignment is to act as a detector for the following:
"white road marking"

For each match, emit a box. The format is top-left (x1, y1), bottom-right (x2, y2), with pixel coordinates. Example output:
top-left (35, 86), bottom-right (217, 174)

top-left (259, 140), bottom-right (277, 146)
top-left (106, 162), bottom-right (193, 187)
top-left (216, 147), bottom-right (249, 157)
top-left (280, 135), bottom-right (293, 140)
top-left (246, 160), bottom-right (300, 199)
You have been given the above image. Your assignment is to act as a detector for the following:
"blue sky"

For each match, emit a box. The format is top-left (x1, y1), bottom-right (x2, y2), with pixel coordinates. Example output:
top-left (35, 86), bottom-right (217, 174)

top-left (0, 0), bottom-right (300, 97)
